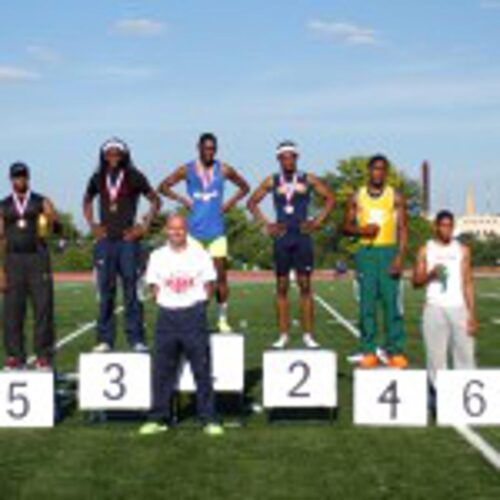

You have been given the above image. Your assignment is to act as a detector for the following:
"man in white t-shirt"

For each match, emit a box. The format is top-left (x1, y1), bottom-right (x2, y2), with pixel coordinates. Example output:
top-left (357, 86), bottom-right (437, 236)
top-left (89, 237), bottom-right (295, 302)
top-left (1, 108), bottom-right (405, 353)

top-left (413, 210), bottom-right (479, 391)
top-left (139, 214), bottom-right (224, 437)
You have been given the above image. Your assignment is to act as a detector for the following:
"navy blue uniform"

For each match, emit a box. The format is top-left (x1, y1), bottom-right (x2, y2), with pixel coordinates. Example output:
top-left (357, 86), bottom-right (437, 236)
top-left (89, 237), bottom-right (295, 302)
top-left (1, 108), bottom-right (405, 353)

top-left (85, 166), bottom-right (153, 347)
top-left (272, 172), bottom-right (314, 276)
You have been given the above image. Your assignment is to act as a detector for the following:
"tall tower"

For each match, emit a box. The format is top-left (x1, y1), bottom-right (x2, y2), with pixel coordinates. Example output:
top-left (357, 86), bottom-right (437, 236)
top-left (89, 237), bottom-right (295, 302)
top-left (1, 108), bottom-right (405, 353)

top-left (421, 161), bottom-right (430, 216)
top-left (465, 187), bottom-right (476, 216)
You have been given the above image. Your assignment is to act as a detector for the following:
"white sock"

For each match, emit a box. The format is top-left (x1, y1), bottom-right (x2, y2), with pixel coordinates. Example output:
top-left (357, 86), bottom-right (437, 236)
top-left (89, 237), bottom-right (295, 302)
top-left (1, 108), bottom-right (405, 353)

top-left (218, 303), bottom-right (228, 321)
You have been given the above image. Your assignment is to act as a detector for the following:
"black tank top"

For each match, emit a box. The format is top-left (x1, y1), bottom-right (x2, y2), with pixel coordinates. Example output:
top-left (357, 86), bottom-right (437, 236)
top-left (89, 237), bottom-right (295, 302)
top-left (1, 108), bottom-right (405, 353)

top-left (1, 192), bottom-right (45, 253)
top-left (272, 172), bottom-right (311, 232)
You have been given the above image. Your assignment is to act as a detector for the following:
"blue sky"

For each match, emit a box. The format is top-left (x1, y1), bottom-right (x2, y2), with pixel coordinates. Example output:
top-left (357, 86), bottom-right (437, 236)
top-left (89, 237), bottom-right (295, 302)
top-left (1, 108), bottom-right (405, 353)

top-left (1, 0), bottom-right (500, 224)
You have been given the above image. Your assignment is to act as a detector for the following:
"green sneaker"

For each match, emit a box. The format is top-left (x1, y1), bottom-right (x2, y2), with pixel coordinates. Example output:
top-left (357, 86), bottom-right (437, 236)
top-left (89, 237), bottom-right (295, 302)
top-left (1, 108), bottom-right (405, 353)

top-left (203, 423), bottom-right (225, 437)
top-left (139, 422), bottom-right (168, 436)
top-left (217, 318), bottom-right (232, 334)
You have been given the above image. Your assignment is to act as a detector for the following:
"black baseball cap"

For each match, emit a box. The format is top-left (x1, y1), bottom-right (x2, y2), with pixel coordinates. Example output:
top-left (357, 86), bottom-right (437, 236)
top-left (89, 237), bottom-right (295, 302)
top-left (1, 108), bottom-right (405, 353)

top-left (9, 162), bottom-right (30, 179)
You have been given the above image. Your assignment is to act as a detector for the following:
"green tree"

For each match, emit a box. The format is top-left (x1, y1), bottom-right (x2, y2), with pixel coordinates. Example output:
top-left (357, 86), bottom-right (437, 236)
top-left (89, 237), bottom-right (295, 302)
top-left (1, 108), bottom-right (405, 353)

top-left (460, 234), bottom-right (500, 266)
top-left (226, 207), bottom-right (272, 269)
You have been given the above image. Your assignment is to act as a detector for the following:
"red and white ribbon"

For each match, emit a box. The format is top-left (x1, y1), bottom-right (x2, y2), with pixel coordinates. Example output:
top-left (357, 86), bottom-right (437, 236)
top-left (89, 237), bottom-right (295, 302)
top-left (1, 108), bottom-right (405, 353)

top-left (106, 170), bottom-right (125, 203)
top-left (12, 190), bottom-right (31, 219)
top-left (196, 161), bottom-right (214, 191)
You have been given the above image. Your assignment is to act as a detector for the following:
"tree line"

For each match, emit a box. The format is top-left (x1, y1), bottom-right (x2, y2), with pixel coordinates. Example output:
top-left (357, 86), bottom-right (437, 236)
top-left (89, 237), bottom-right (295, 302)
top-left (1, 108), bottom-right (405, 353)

top-left (49, 157), bottom-right (498, 271)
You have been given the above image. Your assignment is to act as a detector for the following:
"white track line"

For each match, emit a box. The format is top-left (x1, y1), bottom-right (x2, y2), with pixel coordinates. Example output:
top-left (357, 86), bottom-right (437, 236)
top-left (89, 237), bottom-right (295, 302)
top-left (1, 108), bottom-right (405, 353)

top-left (454, 426), bottom-right (500, 470)
top-left (479, 293), bottom-right (500, 300)
top-left (314, 294), bottom-right (360, 339)
top-left (314, 292), bottom-right (500, 472)
top-left (26, 306), bottom-right (125, 366)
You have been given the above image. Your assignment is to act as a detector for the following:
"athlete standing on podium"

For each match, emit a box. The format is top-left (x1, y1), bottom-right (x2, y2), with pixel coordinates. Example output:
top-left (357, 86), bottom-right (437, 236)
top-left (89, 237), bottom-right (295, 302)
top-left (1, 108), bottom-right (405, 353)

top-left (343, 155), bottom-right (409, 369)
top-left (158, 133), bottom-right (250, 333)
top-left (0, 163), bottom-right (61, 370)
top-left (83, 139), bottom-right (161, 353)
top-left (413, 210), bottom-right (478, 387)
top-left (248, 141), bottom-right (335, 349)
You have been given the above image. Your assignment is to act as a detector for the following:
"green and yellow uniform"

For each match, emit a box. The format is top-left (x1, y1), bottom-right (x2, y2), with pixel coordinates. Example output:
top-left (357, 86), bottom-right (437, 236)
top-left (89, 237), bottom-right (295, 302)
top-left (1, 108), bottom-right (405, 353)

top-left (355, 186), bottom-right (406, 354)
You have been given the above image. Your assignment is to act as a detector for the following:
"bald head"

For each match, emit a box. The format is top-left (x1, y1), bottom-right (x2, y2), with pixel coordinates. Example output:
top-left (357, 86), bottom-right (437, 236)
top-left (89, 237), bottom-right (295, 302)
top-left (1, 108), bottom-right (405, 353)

top-left (165, 213), bottom-right (188, 249)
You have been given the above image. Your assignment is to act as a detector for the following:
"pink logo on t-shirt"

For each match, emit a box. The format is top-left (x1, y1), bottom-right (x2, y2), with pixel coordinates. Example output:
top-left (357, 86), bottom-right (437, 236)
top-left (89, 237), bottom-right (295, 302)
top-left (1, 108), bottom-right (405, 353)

top-left (165, 275), bottom-right (195, 294)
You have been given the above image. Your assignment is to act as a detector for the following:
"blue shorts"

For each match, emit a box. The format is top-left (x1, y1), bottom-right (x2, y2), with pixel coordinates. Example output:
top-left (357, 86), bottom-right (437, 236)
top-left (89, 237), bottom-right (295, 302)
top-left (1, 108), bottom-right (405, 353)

top-left (273, 233), bottom-right (314, 276)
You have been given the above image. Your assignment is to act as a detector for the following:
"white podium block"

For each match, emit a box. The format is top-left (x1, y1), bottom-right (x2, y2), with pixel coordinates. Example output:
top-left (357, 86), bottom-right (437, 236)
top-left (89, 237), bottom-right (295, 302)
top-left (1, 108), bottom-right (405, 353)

top-left (0, 371), bottom-right (54, 428)
top-left (178, 333), bottom-right (244, 393)
top-left (437, 370), bottom-right (500, 426)
top-left (79, 353), bottom-right (151, 410)
top-left (354, 369), bottom-right (428, 427)
top-left (263, 350), bottom-right (337, 409)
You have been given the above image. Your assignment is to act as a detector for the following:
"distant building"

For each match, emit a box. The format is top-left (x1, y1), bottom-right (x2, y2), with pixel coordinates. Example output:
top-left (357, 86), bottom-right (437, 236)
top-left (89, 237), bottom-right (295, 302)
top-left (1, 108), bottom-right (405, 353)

top-left (455, 189), bottom-right (500, 239)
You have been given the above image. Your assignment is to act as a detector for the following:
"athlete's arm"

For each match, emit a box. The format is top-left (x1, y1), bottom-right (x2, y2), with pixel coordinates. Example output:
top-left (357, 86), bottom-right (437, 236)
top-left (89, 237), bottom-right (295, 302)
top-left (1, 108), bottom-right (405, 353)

top-left (390, 191), bottom-right (409, 276)
top-left (342, 194), bottom-right (379, 238)
top-left (412, 246), bottom-right (429, 287)
top-left (42, 198), bottom-right (63, 235)
top-left (247, 176), bottom-right (285, 236)
top-left (413, 244), bottom-right (445, 287)
top-left (141, 189), bottom-right (161, 231)
top-left (221, 164), bottom-right (250, 213)
top-left (83, 176), bottom-right (107, 240)
top-left (124, 189), bottom-right (161, 242)
top-left (302, 174), bottom-right (335, 232)
top-left (158, 165), bottom-right (192, 210)
top-left (462, 245), bottom-right (479, 335)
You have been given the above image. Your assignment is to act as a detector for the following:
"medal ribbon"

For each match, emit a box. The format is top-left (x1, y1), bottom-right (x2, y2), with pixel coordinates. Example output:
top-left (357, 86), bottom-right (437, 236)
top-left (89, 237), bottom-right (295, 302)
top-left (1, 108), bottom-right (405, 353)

top-left (196, 161), bottom-right (214, 192)
top-left (13, 190), bottom-right (31, 219)
top-left (106, 170), bottom-right (125, 203)
top-left (280, 173), bottom-right (298, 207)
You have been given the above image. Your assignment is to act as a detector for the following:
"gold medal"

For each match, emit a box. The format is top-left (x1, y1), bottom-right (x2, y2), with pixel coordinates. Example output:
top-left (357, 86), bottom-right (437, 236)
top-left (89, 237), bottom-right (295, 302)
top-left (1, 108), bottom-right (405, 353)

top-left (17, 218), bottom-right (27, 229)
top-left (110, 203), bottom-right (118, 213)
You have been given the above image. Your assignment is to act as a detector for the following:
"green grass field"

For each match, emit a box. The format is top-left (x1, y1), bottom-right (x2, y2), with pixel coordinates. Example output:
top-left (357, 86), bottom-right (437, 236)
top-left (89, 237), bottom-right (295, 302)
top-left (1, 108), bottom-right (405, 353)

top-left (0, 277), bottom-right (499, 499)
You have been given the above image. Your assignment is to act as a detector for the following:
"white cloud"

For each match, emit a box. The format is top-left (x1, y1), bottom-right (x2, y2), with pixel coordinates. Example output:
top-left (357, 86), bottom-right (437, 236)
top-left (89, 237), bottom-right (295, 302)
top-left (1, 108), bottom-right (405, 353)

top-left (480, 1), bottom-right (500, 9)
top-left (26, 45), bottom-right (61, 63)
top-left (308, 20), bottom-right (379, 46)
top-left (0, 66), bottom-right (40, 83)
top-left (112, 18), bottom-right (165, 37)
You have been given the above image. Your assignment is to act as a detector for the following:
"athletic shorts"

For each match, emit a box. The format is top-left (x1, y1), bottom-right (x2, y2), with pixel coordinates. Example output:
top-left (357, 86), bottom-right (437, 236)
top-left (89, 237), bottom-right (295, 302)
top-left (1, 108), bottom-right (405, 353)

top-left (190, 235), bottom-right (228, 259)
top-left (273, 233), bottom-right (314, 276)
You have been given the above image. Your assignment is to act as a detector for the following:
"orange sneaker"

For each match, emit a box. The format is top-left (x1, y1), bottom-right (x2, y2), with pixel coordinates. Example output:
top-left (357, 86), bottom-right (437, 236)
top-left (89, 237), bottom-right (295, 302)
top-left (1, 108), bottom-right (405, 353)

top-left (358, 353), bottom-right (379, 369)
top-left (388, 354), bottom-right (409, 369)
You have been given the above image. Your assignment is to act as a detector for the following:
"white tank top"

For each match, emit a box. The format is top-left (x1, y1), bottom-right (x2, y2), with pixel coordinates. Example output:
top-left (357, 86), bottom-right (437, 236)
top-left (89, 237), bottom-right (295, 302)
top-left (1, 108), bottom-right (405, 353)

top-left (426, 240), bottom-right (465, 308)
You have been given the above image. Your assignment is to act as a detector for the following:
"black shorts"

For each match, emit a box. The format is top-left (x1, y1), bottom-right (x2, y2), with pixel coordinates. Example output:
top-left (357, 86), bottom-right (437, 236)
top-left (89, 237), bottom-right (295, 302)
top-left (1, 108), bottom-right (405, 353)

top-left (273, 233), bottom-right (314, 276)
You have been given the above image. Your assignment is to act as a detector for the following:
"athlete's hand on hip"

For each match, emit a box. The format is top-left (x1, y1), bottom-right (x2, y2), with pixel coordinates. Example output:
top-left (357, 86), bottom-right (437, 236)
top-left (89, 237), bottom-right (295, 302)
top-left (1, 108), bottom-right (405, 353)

top-left (467, 316), bottom-right (479, 336)
top-left (359, 223), bottom-right (380, 239)
top-left (181, 197), bottom-right (193, 210)
top-left (221, 202), bottom-right (235, 214)
top-left (123, 224), bottom-right (146, 241)
top-left (266, 223), bottom-right (286, 237)
top-left (92, 224), bottom-right (107, 241)
top-left (301, 219), bottom-right (321, 234)
top-left (389, 254), bottom-right (404, 277)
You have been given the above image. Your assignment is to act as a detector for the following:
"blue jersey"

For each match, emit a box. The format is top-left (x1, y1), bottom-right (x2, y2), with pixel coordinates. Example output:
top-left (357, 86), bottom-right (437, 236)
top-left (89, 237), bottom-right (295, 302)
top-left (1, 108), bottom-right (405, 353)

top-left (186, 160), bottom-right (225, 240)
top-left (272, 171), bottom-right (311, 233)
